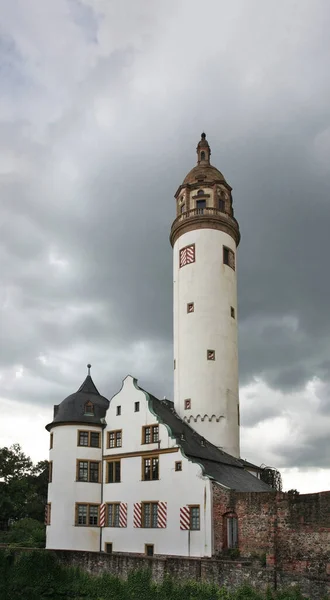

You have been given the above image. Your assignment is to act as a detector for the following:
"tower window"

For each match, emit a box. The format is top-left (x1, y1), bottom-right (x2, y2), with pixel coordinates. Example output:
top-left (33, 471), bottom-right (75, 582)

top-left (84, 401), bottom-right (94, 415)
top-left (175, 461), bottom-right (182, 472)
top-left (207, 350), bottom-right (215, 361)
top-left (180, 244), bottom-right (195, 268)
top-left (187, 302), bottom-right (194, 313)
top-left (196, 199), bottom-right (206, 213)
top-left (184, 399), bottom-right (191, 410)
top-left (223, 246), bottom-right (235, 271)
top-left (197, 189), bottom-right (204, 196)
top-left (116, 406), bottom-right (121, 416)
top-left (134, 401), bottom-right (140, 412)
top-left (201, 151), bottom-right (205, 160)
top-left (231, 306), bottom-right (235, 319)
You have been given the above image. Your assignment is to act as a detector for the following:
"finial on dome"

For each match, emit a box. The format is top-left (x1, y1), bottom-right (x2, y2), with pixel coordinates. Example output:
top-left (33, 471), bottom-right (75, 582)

top-left (197, 132), bottom-right (211, 164)
top-left (87, 363), bottom-right (91, 375)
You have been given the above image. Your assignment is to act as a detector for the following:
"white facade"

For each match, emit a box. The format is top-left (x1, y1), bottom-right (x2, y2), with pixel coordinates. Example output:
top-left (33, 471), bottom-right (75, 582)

top-left (46, 376), bottom-right (214, 557)
top-left (173, 225), bottom-right (239, 457)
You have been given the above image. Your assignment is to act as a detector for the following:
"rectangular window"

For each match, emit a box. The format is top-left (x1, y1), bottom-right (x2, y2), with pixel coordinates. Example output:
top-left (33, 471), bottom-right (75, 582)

top-left (77, 430), bottom-right (100, 448)
top-left (50, 433), bottom-right (53, 449)
top-left (223, 246), bottom-right (235, 271)
top-left (187, 302), bottom-right (194, 313)
top-left (227, 516), bottom-right (238, 548)
top-left (105, 542), bottom-right (113, 554)
top-left (75, 503), bottom-right (101, 526)
top-left (142, 502), bottom-right (158, 528)
top-left (207, 349), bottom-right (215, 360)
top-left (145, 544), bottom-right (154, 557)
top-left (196, 199), bottom-right (206, 212)
top-left (184, 399), bottom-right (191, 410)
top-left (107, 460), bottom-right (121, 483)
top-left (77, 460), bottom-right (100, 483)
top-left (108, 430), bottom-right (122, 448)
top-left (116, 406), bottom-right (121, 416)
top-left (142, 456), bottom-right (159, 481)
top-left (175, 461), bottom-right (182, 472)
top-left (107, 503), bottom-right (120, 527)
top-left (45, 503), bottom-right (51, 525)
top-left (189, 506), bottom-right (200, 530)
top-left (179, 244), bottom-right (195, 268)
top-left (134, 401), bottom-right (140, 412)
top-left (231, 306), bottom-right (235, 319)
top-left (142, 424), bottom-right (159, 444)
top-left (48, 461), bottom-right (53, 483)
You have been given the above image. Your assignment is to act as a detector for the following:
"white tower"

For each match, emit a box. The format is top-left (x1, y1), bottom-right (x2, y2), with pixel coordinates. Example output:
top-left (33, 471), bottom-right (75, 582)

top-left (171, 134), bottom-right (241, 457)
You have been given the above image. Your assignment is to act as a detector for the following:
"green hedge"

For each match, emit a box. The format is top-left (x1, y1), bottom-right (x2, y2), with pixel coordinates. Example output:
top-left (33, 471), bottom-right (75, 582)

top-left (0, 549), bottom-right (322, 600)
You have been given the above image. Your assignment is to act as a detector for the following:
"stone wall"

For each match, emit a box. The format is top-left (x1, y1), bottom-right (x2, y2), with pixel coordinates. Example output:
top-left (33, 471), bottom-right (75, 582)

top-left (54, 549), bottom-right (330, 599)
top-left (212, 484), bottom-right (330, 581)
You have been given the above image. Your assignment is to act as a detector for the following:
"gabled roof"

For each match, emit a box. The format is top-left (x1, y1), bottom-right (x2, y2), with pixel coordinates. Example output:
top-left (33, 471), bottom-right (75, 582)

top-left (140, 389), bottom-right (272, 493)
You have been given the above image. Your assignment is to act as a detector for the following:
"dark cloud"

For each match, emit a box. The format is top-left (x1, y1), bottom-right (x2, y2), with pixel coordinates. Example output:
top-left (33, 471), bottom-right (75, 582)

top-left (1, 0), bottom-right (330, 473)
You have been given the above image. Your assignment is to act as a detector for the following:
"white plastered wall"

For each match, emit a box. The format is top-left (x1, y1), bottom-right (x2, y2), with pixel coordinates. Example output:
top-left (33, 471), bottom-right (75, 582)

top-left (173, 228), bottom-right (240, 457)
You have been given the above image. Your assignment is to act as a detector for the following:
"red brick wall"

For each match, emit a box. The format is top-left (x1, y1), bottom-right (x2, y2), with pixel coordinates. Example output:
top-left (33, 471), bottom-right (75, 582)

top-left (212, 484), bottom-right (330, 579)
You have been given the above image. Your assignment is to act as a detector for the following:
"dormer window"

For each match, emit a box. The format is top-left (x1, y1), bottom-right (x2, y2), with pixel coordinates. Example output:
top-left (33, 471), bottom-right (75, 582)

top-left (197, 189), bottom-right (204, 196)
top-left (84, 401), bottom-right (94, 415)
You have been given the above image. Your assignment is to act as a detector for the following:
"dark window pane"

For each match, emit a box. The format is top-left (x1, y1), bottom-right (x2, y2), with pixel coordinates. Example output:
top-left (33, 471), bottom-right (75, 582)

top-left (90, 432), bottom-right (100, 447)
top-left (109, 432), bottom-right (115, 448)
top-left (190, 507), bottom-right (200, 530)
top-left (134, 402), bottom-right (140, 412)
top-left (144, 427), bottom-right (151, 444)
top-left (151, 503), bottom-right (158, 528)
top-left (89, 462), bottom-right (99, 483)
top-left (89, 506), bottom-right (98, 526)
top-left (114, 504), bottom-right (120, 527)
top-left (152, 426), bottom-right (159, 443)
top-left (116, 431), bottom-right (122, 447)
top-left (144, 458), bottom-right (151, 480)
top-left (115, 461), bottom-right (121, 482)
top-left (152, 457), bottom-right (159, 480)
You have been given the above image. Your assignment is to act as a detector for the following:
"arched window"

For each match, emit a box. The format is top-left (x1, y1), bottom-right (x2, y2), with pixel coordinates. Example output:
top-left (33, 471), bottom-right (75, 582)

top-left (223, 512), bottom-right (238, 549)
top-left (201, 151), bottom-right (205, 160)
top-left (197, 189), bottom-right (204, 196)
top-left (84, 401), bottom-right (94, 415)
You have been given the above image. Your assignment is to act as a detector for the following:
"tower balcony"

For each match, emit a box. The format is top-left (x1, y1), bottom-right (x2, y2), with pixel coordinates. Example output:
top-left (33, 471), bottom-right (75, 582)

top-left (170, 207), bottom-right (240, 247)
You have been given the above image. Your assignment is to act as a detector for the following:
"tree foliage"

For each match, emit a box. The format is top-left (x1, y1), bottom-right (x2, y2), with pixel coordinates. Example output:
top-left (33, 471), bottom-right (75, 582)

top-left (0, 444), bottom-right (48, 527)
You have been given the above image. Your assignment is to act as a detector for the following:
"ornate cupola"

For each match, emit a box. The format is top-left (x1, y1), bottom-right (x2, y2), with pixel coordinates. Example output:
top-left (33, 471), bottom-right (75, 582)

top-left (170, 133), bottom-right (240, 248)
top-left (171, 134), bottom-right (241, 458)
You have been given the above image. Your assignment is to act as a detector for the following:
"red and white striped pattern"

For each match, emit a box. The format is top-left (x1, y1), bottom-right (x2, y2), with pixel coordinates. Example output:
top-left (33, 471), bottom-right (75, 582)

top-left (119, 503), bottom-right (128, 528)
top-left (133, 502), bottom-right (142, 528)
top-left (180, 245), bottom-right (195, 267)
top-left (157, 502), bottom-right (167, 528)
top-left (180, 506), bottom-right (190, 530)
top-left (99, 503), bottom-right (106, 527)
top-left (44, 504), bottom-right (51, 526)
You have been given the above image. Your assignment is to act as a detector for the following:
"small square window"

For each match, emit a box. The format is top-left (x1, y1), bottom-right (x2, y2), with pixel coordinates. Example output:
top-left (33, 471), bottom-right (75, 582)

top-left (175, 461), bottom-right (182, 472)
top-left (134, 401), bottom-right (140, 412)
top-left (187, 302), bottom-right (194, 313)
top-left (184, 399), bottom-right (191, 410)
top-left (231, 306), bottom-right (235, 319)
top-left (116, 406), bottom-right (121, 416)
top-left (145, 544), bottom-right (154, 557)
top-left (207, 350), bottom-right (215, 361)
top-left (105, 542), bottom-right (113, 554)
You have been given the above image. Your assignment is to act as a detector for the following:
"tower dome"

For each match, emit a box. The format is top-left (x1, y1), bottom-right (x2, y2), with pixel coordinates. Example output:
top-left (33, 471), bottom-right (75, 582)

top-left (170, 133), bottom-right (240, 247)
top-left (46, 365), bottom-right (109, 431)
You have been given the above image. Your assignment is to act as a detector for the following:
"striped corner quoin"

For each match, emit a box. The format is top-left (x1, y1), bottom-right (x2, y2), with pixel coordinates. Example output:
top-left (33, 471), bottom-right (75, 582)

top-left (180, 506), bottom-right (190, 530)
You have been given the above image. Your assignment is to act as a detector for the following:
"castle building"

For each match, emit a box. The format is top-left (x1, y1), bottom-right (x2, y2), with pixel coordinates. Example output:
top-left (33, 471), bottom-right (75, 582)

top-left (45, 135), bottom-right (269, 557)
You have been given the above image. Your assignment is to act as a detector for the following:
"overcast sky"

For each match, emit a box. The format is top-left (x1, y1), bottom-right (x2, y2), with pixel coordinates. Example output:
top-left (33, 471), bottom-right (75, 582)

top-left (0, 0), bottom-right (330, 493)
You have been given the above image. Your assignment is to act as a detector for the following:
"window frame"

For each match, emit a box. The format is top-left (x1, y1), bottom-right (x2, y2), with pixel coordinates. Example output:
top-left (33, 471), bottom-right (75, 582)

top-left (134, 401), bottom-right (140, 412)
top-left (223, 245), bottom-right (235, 271)
top-left (142, 424), bottom-right (159, 445)
top-left (189, 505), bottom-right (200, 531)
top-left (142, 455), bottom-right (159, 481)
top-left (48, 461), bottom-right (53, 483)
top-left (145, 544), bottom-right (154, 557)
top-left (107, 429), bottom-right (122, 449)
top-left (84, 401), bottom-right (94, 415)
top-left (106, 503), bottom-right (121, 527)
top-left (75, 503), bottom-right (100, 527)
top-left (106, 460), bottom-right (121, 483)
top-left (142, 502), bottom-right (158, 528)
top-left (77, 430), bottom-right (101, 448)
top-left (76, 460), bottom-right (101, 483)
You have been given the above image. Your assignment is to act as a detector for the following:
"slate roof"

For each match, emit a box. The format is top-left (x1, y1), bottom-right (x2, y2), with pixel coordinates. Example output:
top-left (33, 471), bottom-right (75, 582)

top-left (144, 392), bottom-right (272, 493)
top-left (45, 374), bottom-right (109, 431)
